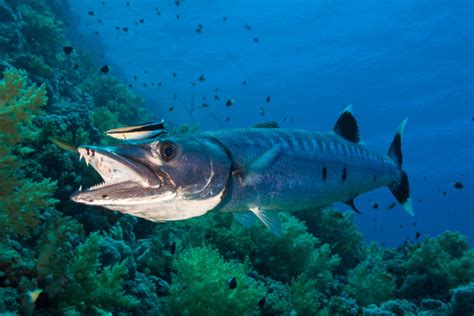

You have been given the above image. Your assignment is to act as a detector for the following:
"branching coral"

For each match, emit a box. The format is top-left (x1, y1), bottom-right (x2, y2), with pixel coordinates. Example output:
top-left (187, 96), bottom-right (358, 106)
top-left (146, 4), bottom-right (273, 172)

top-left (345, 244), bottom-right (396, 306)
top-left (290, 273), bottom-right (326, 315)
top-left (297, 207), bottom-right (366, 271)
top-left (80, 74), bottom-right (146, 125)
top-left (58, 232), bottom-right (139, 313)
top-left (400, 231), bottom-right (474, 299)
top-left (164, 246), bottom-right (266, 316)
top-left (0, 68), bottom-right (57, 237)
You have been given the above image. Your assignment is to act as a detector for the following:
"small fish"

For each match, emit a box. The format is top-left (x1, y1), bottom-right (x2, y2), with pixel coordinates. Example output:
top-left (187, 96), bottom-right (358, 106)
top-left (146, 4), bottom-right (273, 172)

top-left (416, 232), bottom-right (421, 239)
top-left (123, 27), bottom-right (129, 32)
top-left (222, 16), bottom-right (228, 21)
top-left (225, 116), bottom-right (230, 122)
top-left (214, 95), bottom-right (220, 100)
top-left (63, 46), bottom-right (73, 55)
top-left (198, 74), bottom-right (206, 82)
top-left (265, 96), bottom-right (271, 103)
top-left (26, 289), bottom-right (44, 304)
top-left (88, 11), bottom-right (95, 16)
top-left (73, 64), bottom-right (79, 70)
top-left (170, 242), bottom-right (176, 255)
top-left (453, 181), bottom-right (464, 189)
top-left (244, 24), bottom-right (251, 30)
top-left (242, 80), bottom-right (247, 85)
top-left (372, 203), bottom-right (379, 209)
top-left (201, 103), bottom-right (209, 108)
top-left (332, 212), bottom-right (344, 219)
top-left (253, 37), bottom-right (259, 43)
top-left (105, 121), bottom-right (167, 140)
top-left (228, 277), bottom-right (237, 289)
top-left (168, 106), bottom-right (174, 112)
top-left (50, 138), bottom-right (77, 153)
top-left (100, 65), bottom-right (109, 74)
top-left (225, 99), bottom-right (235, 107)
top-left (259, 107), bottom-right (265, 116)
top-left (386, 202), bottom-right (397, 210)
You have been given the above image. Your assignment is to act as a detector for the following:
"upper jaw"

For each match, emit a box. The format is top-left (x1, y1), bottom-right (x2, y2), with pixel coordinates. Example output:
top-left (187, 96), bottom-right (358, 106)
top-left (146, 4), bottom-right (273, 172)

top-left (73, 144), bottom-right (161, 194)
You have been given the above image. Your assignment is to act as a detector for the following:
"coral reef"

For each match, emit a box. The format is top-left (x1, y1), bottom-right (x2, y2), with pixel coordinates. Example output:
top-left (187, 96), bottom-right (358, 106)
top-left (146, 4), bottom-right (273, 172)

top-left (0, 0), bottom-right (473, 315)
top-left (164, 247), bottom-right (265, 315)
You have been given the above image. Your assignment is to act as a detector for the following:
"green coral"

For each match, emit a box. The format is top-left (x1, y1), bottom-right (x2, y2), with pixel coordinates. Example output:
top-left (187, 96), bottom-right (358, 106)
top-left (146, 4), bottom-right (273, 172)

top-left (59, 232), bottom-right (139, 313)
top-left (164, 247), bottom-right (265, 316)
top-left (0, 68), bottom-right (57, 237)
top-left (345, 244), bottom-right (396, 306)
top-left (400, 231), bottom-right (474, 299)
top-left (178, 213), bottom-right (340, 284)
top-left (290, 273), bottom-right (326, 315)
top-left (80, 74), bottom-right (146, 124)
top-left (297, 207), bottom-right (366, 271)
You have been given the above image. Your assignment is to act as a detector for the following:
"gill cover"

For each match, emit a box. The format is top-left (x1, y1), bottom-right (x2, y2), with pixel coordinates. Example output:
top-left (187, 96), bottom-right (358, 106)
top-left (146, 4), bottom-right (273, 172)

top-left (140, 135), bottom-right (232, 221)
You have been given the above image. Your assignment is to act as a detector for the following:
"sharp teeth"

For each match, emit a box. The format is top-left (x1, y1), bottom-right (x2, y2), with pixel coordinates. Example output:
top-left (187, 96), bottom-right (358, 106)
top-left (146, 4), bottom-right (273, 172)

top-left (87, 182), bottom-right (106, 191)
top-left (79, 185), bottom-right (82, 191)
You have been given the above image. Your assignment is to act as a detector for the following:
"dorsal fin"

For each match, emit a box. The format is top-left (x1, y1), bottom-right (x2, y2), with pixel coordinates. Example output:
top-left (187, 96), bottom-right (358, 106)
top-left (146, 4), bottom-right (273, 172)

top-left (252, 122), bottom-right (279, 128)
top-left (333, 105), bottom-right (360, 143)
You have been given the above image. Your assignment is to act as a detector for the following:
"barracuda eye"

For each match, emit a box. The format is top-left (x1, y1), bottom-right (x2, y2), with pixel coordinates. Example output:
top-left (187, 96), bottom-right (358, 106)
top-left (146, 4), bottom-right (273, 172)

top-left (160, 141), bottom-right (177, 162)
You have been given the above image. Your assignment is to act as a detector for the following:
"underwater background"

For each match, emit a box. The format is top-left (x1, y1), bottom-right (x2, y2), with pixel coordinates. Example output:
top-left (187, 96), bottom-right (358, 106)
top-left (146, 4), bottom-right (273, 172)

top-left (0, 0), bottom-right (472, 315)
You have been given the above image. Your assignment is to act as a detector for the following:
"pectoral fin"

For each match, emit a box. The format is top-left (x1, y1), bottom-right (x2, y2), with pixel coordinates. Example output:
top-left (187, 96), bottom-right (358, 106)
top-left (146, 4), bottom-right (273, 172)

top-left (233, 211), bottom-right (257, 228)
top-left (250, 207), bottom-right (282, 236)
top-left (234, 144), bottom-right (281, 186)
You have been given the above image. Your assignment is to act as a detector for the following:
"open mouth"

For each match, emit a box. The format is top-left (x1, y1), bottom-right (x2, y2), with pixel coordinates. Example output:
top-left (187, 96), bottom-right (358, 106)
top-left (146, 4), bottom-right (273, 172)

top-left (75, 145), bottom-right (160, 193)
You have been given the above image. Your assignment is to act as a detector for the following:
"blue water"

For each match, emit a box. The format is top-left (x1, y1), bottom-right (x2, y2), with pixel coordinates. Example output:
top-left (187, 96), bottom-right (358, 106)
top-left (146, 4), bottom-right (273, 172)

top-left (67, 0), bottom-right (473, 246)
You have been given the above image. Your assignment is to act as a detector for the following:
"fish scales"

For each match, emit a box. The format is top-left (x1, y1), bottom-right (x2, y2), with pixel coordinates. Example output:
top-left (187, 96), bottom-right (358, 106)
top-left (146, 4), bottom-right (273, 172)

top-left (204, 128), bottom-right (398, 214)
top-left (70, 107), bottom-right (413, 233)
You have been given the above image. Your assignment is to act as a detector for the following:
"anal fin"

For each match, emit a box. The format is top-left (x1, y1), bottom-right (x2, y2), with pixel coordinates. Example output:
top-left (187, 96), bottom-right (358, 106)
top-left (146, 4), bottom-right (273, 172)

top-left (250, 207), bottom-right (282, 236)
top-left (344, 198), bottom-right (362, 214)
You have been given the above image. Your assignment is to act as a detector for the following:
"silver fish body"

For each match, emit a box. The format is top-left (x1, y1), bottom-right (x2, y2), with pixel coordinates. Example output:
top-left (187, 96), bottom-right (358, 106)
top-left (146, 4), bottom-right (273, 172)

top-left (71, 107), bottom-right (413, 234)
top-left (206, 128), bottom-right (398, 214)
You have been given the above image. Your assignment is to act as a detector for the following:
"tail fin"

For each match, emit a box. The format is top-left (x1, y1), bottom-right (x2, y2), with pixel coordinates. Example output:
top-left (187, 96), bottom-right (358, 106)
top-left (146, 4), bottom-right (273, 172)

top-left (387, 119), bottom-right (414, 216)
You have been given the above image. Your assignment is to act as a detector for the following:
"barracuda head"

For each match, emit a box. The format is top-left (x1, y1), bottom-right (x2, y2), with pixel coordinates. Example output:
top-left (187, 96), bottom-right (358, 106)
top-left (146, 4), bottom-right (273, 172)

top-left (71, 135), bottom-right (231, 221)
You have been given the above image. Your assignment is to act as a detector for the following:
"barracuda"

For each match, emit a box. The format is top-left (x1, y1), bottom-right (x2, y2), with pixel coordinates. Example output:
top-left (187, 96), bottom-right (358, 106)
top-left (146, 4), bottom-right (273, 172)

top-left (71, 106), bottom-right (413, 235)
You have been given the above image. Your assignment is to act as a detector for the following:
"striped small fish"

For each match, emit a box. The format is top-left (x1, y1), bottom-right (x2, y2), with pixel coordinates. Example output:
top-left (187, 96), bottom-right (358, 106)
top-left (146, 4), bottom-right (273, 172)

top-left (105, 120), bottom-right (167, 140)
